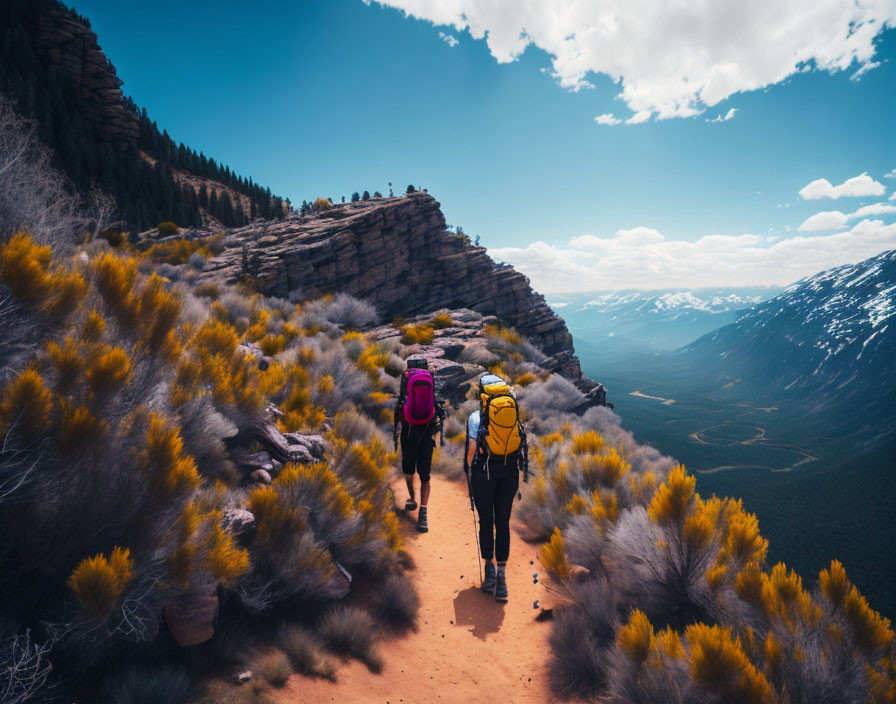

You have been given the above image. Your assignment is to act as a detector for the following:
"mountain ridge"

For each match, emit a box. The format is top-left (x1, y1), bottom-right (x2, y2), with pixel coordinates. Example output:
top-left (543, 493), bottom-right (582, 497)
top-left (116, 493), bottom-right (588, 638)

top-left (555, 286), bottom-right (780, 359)
top-left (198, 192), bottom-right (601, 394)
top-left (0, 0), bottom-right (287, 230)
top-left (679, 248), bottom-right (896, 450)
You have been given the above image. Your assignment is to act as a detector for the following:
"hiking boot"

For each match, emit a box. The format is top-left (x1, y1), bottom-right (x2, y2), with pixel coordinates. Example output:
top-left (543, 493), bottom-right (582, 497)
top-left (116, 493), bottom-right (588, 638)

top-left (416, 506), bottom-right (429, 533)
top-left (495, 564), bottom-right (508, 602)
top-left (481, 562), bottom-right (497, 593)
top-left (404, 497), bottom-right (418, 511)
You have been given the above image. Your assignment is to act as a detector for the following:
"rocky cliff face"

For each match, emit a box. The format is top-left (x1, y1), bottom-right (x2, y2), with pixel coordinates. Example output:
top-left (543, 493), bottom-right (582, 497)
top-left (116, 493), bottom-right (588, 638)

top-left (201, 193), bottom-right (598, 393)
top-left (35, 9), bottom-right (139, 144)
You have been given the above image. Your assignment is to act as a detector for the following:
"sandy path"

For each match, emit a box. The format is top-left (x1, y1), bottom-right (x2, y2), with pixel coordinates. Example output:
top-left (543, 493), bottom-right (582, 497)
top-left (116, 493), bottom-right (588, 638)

top-left (273, 474), bottom-right (554, 704)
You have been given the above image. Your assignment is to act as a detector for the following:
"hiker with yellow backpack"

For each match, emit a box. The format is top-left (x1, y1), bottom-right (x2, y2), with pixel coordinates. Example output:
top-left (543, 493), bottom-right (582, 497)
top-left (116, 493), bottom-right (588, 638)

top-left (464, 373), bottom-right (529, 602)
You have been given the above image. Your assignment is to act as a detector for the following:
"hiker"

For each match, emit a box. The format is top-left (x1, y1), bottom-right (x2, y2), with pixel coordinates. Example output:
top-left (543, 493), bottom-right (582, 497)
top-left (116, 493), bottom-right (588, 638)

top-left (465, 373), bottom-right (529, 602)
top-left (394, 357), bottom-right (444, 533)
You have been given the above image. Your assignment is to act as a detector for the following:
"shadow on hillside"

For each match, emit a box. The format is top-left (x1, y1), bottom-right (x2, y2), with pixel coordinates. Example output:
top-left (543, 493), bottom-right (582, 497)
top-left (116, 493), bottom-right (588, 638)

top-left (453, 587), bottom-right (505, 640)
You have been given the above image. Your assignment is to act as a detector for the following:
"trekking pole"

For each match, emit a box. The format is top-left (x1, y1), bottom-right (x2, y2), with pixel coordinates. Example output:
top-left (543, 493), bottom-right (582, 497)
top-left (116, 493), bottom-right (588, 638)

top-left (466, 467), bottom-right (482, 583)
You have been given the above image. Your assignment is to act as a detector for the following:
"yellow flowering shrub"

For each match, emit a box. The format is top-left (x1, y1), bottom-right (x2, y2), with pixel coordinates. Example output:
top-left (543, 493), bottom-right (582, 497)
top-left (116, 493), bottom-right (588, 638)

top-left (619, 610), bottom-right (654, 665)
top-left (571, 430), bottom-right (604, 455)
top-left (647, 465), bottom-right (695, 526)
top-left (540, 527), bottom-right (571, 581)
top-left (401, 324), bottom-right (434, 345)
top-left (85, 345), bottom-right (132, 391)
top-left (484, 323), bottom-right (522, 345)
top-left (0, 369), bottom-right (54, 440)
top-left (142, 414), bottom-right (201, 496)
top-left (429, 313), bottom-right (452, 329)
top-left (68, 546), bottom-right (133, 615)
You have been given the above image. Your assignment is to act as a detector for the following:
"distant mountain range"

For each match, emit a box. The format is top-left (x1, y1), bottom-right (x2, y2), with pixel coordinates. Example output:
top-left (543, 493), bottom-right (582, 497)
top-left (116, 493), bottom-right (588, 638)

top-left (680, 249), bottom-right (896, 451)
top-left (570, 253), bottom-right (896, 615)
top-left (551, 287), bottom-right (781, 357)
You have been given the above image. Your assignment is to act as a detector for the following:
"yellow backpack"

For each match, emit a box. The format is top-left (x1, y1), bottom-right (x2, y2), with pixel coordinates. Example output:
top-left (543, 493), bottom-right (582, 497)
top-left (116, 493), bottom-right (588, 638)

top-left (479, 379), bottom-right (522, 458)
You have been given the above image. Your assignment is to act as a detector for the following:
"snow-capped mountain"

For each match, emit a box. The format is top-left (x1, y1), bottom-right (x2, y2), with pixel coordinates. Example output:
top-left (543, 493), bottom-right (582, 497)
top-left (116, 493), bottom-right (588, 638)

top-left (570, 289), bottom-right (767, 315)
top-left (552, 287), bottom-right (780, 355)
top-left (680, 250), bottom-right (896, 448)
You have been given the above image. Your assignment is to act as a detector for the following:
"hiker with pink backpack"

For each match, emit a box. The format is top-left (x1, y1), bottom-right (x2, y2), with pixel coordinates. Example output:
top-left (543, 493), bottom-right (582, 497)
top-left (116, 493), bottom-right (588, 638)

top-left (393, 357), bottom-right (444, 532)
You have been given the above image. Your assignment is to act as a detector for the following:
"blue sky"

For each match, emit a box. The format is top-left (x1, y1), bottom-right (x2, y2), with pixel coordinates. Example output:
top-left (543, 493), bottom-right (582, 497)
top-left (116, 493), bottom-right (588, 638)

top-left (75, 0), bottom-right (896, 291)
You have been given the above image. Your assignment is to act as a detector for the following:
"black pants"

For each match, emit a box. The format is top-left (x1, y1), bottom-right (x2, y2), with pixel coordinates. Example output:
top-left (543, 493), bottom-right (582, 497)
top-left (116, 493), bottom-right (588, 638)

top-left (400, 421), bottom-right (435, 482)
top-left (471, 471), bottom-right (519, 562)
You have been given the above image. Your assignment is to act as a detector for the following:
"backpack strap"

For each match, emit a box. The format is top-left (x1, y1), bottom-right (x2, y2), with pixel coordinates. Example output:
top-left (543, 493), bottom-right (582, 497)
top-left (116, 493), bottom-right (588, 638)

top-left (476, 395), bottom-right (492, 454)
top-left (393, 372), bottom-right (410, 448)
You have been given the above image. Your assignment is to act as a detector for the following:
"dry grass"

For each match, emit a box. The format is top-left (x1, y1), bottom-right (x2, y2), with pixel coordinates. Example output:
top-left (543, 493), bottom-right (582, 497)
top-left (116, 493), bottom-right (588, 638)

top-left (196, 680), bottom-right (274, 704)
top-left (370, 573), bottom-right (421, 632)
top-left (278, 624), bottom-right (336, 679)
top-left (319, 605), bottom-right (383, 673)
top-left (252, 649), bottom-right (293, 688)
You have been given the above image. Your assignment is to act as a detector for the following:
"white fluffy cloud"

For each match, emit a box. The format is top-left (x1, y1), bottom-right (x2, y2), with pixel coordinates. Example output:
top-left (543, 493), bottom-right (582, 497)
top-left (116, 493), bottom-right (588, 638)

top-left (594, 113), bottom-right (621, 126)
top-left (852, 203), bottom-right (896, 218)
top-left (490, 220), bottom-right (896, 292)
top-left (793, 202), bottom-right (896, 231)
top-left (798, 210), bottom-right (849, 231)
top-left (798, 172), bottom-right (886, 199)
top-left (363, 0), bottom-right (896, 121)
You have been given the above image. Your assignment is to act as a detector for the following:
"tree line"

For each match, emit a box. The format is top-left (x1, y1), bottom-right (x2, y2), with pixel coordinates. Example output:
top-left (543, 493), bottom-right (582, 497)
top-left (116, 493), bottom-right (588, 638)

top-left (0, 0), bottom-right (286, 233)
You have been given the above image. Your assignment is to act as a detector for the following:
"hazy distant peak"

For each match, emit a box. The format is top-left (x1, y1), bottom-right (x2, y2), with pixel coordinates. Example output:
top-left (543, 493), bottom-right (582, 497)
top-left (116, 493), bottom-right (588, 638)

top-left (565, 288), bottom-right (773, 315)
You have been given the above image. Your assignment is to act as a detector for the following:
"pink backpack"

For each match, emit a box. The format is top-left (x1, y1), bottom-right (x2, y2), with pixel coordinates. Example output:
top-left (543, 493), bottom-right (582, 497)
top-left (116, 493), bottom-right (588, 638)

top-left (401, 369), bottom-right (435, 425)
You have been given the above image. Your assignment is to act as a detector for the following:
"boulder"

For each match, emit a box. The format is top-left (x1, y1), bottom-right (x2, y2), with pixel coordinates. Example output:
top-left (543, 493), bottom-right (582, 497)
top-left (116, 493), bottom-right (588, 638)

top-left (163, 575), bottom-right (219, 647)
top-left (432, 338), bottom-right (465, 360)
top-left (236, 451), bottom-right (274, 474)
top-left (221, 508), bottom-right (256, 538)
top-left (284, 433), bottom-right (327, 461)
top-left (249, 469), bottom-right (272, 484)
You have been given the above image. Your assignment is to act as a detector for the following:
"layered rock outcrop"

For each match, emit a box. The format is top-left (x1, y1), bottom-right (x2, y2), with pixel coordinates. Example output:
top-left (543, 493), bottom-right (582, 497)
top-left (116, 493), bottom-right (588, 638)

top-left (201, 193), bottom-right (598, 392)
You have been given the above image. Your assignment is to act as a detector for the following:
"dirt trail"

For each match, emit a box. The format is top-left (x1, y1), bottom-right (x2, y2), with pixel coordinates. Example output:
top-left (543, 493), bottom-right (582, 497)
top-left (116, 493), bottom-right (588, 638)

top-left (273, 474), bottom-right (554, 704)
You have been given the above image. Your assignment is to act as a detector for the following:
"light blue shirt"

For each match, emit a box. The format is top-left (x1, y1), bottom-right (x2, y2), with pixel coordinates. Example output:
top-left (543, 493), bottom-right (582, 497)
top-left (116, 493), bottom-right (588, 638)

top-left (467, 410), bottom-right (480, 439)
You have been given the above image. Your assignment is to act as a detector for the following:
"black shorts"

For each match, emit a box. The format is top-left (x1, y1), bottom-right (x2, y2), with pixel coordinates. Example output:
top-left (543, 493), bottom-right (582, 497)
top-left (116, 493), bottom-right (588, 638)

top-left (400, 421), bottom-right (435, 481)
